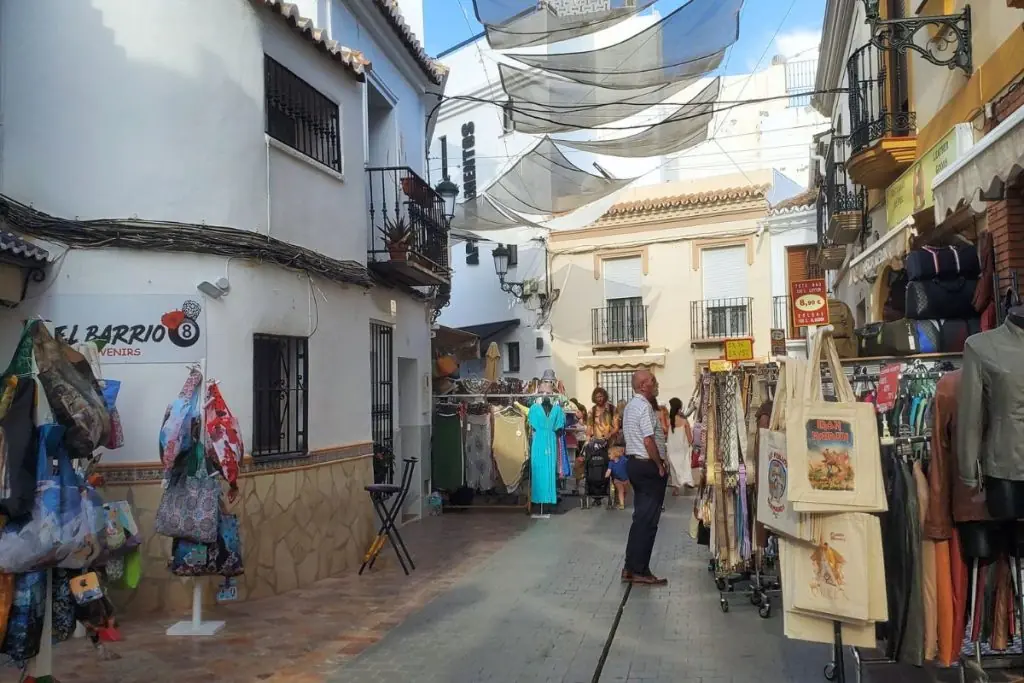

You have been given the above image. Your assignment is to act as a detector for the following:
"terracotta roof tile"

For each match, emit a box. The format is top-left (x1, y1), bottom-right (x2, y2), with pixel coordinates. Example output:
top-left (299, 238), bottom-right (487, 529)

top-left (371, 0), bottom-right (447, 84)
top-left (770, 187), bottom-right (817, 214)
top-left (259, 0), bottom-right (371, 81)
top-left (603, 183), bottom-right (770, 218)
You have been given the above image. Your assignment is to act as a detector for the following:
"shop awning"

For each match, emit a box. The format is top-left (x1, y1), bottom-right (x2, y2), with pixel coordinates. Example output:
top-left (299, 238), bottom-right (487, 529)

top-left (577, 348), bottom-right (667, 370)
top-left (847, 217), bottom-right (916, 283)
top-left (457, 319), bottom-right (520, 345)
top-left (433, 325), bottom-right (480, 361)
top-left (933, 104), bottom-right (1024, 221)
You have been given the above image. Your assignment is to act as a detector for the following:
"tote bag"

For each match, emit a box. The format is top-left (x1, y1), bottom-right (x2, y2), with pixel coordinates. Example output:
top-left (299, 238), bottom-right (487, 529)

top-left (788, 512), bottom-right (873, 623)
top-left (757, 359), bottom-right (810, 540)
top-left (786, 332), bottom-right (886, 512)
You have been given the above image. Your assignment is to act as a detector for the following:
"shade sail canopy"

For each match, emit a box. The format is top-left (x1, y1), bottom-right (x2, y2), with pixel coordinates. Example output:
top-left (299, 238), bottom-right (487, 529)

top-left (555, 78), bottom-right (720, 158)
top-left (509, 0), bottom-right (741, 89)
top-left (499, 63), bottom-right (698, 134)
top-left (473, 0), bottom-right (659, 50)
top-left (482, 137), bottom-right (635, 215)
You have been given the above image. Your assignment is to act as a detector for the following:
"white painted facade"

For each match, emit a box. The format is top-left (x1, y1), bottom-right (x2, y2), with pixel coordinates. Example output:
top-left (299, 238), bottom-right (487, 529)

top-left (430, 22), bottom-right (828, 381)
top-left (761, 204), bottom-right (820, 357)
top-left (0, 0), bottom-right (441, 517)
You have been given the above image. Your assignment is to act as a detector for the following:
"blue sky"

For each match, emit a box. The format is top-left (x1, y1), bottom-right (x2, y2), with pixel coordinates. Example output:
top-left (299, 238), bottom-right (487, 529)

top-left (424, 0), bottom-right (826, 72)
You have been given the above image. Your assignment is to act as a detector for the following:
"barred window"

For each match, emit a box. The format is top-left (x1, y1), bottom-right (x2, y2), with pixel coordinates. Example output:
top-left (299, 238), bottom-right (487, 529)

top-left (253, 334), bottom-right (308, 458)
top-left (596, 370), bottom-right (634, 407)
top-left (264, 55), bottom-right (342, 173)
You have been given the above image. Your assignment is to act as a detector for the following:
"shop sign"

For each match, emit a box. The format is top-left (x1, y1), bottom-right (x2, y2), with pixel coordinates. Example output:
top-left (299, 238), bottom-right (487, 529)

top-left (709, 359), bottom-right (733, 372)
top-left (770, 329), bottom-right (787, 356)
top-left (39, 294), bottom-right (207, 364)
top-left (724, 338), bottom-right (753, 362)
top-left (875, 363), bottom-right (901, 413)
top-left (790, 279), bottom-right (829, 327)
top-left (885, 123), bottom-right (974, 230)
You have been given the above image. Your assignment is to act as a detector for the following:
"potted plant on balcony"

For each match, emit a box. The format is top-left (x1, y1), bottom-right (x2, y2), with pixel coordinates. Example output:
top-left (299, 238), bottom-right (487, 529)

top-left (384, 215), bottom-right (412, 262)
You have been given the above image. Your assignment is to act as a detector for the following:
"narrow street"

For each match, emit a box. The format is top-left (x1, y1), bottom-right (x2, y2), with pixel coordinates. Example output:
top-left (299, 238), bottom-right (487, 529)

top-left (25, 495), bottom-right (982, 683)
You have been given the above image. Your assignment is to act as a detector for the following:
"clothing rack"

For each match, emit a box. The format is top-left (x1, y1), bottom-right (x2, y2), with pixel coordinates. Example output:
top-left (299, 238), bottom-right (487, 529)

top-left (431, 393), bottom-right (537, 514)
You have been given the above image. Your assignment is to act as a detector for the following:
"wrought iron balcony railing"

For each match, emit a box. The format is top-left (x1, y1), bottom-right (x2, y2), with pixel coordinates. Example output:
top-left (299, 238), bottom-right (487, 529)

top-left (823, 136), bottom-right (865, 246)
top-left (592, 302), bottom-right (648, 347)
top-left (367, 166), bottom-right (450, 286)
top-left (690, 297), bottom-right (752, 341)
top-left (847, 42), bottom-right (915, 156)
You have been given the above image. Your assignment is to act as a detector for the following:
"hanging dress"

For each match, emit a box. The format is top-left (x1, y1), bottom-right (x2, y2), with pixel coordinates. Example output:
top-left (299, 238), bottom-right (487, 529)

top-left (528, 401), bottom-right (564, 505)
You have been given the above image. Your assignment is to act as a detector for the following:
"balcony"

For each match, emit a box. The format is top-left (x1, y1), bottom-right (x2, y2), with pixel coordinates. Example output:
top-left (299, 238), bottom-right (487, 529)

top-left (824, 136), bottom-right (865, 247)
top-left (367, 166), bottom-right (450, 287)
top-left (773, 295), bottom-right (809, 340)
top-left (690, 297), bottom-right (752, 342)
top-left (846, 42), bottom-right (917, 189)
top-left (592, 302), bottom-right (648, 349)
top-left (815, 190), bottom-right (847, 271)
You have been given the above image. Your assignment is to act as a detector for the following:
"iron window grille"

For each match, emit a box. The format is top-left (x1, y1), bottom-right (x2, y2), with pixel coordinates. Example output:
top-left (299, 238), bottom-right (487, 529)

top-left (264, 55), bottom-right (342, 173)
top-left (690, 297), bottom-right (753, 340)
top-left (592, 299), bottom-right (648, 346)
top-left (466, 240), bottom-right (479, 265)
top-left (252, 334), bottom-right (308, 458)
top-left (596, 370), bottom-right (635, 407)
top-left (506, 342), bottom-right (521, 373)
top-left (370, 322), bottom-right (395, 484)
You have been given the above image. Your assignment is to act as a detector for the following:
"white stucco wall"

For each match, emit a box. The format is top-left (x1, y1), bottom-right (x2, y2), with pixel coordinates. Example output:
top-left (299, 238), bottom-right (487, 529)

top-left (0, 0), bottom-right (437, 516)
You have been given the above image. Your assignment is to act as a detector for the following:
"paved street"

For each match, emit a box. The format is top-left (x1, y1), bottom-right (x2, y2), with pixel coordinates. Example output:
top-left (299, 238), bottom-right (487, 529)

top-left (9, 495), bottom-right (1007, 682)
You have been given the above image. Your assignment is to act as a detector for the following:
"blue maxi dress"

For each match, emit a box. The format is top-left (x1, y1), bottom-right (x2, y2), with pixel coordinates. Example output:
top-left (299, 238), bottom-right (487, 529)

top-left (528, 401), bottom-right (564, 505)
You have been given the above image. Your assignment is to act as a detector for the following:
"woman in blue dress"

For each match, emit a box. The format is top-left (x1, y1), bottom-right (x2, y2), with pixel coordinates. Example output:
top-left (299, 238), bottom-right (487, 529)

top-left (528, 397), bottom-right (564, 506)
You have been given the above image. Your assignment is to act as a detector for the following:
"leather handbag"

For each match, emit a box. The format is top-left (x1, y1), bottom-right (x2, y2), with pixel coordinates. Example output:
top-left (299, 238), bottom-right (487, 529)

top-left (905, 245), bottom-right (981, 281)
top-left (154, 456), bottom-right (220, 544)
top-left (856, 320), bottom-right (918, 357)
top-left (911, 320), bottom-right (941, 354)
top-left (938, 318), bottom-right (982, 353)
top-left (905, 278), bottom-right (978, 319)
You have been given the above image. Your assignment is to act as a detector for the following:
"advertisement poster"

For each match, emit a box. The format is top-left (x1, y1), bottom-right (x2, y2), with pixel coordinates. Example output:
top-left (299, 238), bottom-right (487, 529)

top-left (791, 279), bottom-right (830, 327)
top-left (39, 294), bottom-right (207, 364)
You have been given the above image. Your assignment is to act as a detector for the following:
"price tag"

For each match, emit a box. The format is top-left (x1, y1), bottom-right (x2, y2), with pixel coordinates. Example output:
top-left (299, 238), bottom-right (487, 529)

top-left (216, 578), bottom-right (238, 603)
top-left (875, 363), bottom-right (901, 413)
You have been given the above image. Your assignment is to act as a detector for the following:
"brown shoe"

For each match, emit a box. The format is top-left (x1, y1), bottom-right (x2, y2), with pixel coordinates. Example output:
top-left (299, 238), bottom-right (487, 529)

top-left (632, 574), bottom-right (668, 586)
top-left (621, 570), bottom-right (633, 583)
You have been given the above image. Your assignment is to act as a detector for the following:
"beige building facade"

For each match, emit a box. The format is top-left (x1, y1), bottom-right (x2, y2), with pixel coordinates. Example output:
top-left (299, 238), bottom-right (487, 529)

top-left (547, 172), bottom-right (786, 407)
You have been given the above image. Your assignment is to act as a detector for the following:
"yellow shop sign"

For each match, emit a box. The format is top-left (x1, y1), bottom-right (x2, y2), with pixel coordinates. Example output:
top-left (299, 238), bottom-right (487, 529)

top-left (886, 123), bottom-right (974, 230)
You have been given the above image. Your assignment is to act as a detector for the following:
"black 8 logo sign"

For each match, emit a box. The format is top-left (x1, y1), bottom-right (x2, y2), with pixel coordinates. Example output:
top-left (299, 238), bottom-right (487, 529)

top-left (169, 318), bottom-right (201, 348)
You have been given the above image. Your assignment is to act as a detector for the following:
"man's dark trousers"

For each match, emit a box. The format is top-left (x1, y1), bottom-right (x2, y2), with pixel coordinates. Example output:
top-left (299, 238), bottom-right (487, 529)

top-left (624, 457), bottom-right (668, 575)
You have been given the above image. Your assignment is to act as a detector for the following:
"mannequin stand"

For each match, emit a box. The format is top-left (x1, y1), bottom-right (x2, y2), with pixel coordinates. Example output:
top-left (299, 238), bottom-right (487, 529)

top-left (531, 503), bottom-right (550, 520)
top-left (166, 581), bottom-right (224, 637)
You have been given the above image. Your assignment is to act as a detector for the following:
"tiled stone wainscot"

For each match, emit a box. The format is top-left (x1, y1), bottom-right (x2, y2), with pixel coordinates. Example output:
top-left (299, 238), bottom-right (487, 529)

top-left (98, 445), bottom-right (377, 617)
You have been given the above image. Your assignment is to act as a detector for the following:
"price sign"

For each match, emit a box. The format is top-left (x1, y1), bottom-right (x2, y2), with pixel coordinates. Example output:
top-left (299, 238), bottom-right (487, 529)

top-left (790, 279), bottom-right (830, 327)
top-left (709, 359), bottom-right (733, 372)
top-left (875, 363), bottom-right (901, 413)
top-left (770, 328), bottom-right (786, 357)
top-left (724, 338), bottom-right (754, 362)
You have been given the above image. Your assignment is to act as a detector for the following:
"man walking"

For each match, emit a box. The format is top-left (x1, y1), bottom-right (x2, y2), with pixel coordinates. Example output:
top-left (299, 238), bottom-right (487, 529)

top-left (621, 369), bottom-right (669, 586)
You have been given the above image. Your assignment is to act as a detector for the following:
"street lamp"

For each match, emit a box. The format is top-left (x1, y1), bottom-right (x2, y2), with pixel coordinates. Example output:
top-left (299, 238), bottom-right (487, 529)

top-left (434, 179), bottom-right (459, 225)
top-left (491, 245), bottom-right (526, 300)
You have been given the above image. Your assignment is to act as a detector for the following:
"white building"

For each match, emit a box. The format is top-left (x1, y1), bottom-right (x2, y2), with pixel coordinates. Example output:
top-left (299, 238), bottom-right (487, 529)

top-left (0, 0), bottom-right (447, 615)
top-left (430, 22), bottom-right (828, 382)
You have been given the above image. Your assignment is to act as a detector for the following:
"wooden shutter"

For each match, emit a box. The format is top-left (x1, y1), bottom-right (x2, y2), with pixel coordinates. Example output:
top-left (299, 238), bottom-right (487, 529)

top-left (786, 245), bottom-right (812, 286)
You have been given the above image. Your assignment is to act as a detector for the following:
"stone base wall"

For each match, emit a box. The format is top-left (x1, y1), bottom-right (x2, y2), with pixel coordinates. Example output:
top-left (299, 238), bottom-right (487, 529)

top-left (100, 448), bottom-right (377, 616)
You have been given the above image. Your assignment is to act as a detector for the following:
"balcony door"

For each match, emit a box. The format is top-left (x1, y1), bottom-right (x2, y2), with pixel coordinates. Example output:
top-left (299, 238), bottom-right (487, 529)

top-left (702, 246), bottom-right (749, 337)
top-left (603, 256), bottom-right (645, 343)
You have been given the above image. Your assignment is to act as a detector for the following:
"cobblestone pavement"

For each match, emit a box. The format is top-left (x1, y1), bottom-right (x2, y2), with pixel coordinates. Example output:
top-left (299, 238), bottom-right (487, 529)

top-left (0, 513), bottom-right (532, 683)
top-left (330, 496), bottom-right (997, 683)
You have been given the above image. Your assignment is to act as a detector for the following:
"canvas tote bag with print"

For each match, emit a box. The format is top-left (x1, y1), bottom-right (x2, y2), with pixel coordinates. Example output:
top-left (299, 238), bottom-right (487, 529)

top-left (786, 331), bottom-right (885, 512)
top-left (788, 512), bottom-right (873, 623)
top-left (757, 359), bottom-right (811, 540)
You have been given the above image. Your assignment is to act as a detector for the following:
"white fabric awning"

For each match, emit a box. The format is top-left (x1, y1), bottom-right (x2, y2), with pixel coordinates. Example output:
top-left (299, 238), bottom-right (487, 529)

top-left (847, 217), bottom-right (916, 283)
top-left (577, 349), bottom-right (667, 370)
top-left (933, 104), bottom-right (1024, 221)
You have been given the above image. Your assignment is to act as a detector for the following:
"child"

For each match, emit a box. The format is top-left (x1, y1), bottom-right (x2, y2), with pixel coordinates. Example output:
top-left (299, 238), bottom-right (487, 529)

top-left (605, 448), bottom-right (630, 510)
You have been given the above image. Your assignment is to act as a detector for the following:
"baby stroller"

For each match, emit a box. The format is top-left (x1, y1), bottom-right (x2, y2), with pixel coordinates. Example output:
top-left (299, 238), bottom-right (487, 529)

top-left (581, 439), bottom-right (610, 509)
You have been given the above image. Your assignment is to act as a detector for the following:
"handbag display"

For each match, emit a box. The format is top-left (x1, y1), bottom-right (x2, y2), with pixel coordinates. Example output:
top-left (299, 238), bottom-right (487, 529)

top-left (0, 570), bottom-right (46, 662)
top-left (855, 320), bottom-right (918, 357)
top-left (0, 573), bottom-right (14, 645)
top-left (882, 269), bottom-right (908, 322)
top-left (905, 244), bottom-right (980, 282)
top-left (756, 359), bottom-right (810, 540)
top-left (905, 278), bottom-right (978, 320)
top-left (30, 321), bottom-right (110, 460)
top-left (169, 514), bottom-right (244, 578)
top-left (154, 466), bottom-right (221, 544)
top-left (938, 318), bottom-right (982, 353)
top-left (785, 332), bottom-right (886, 513)
top-left (911, 320), bottom-right (941, 354)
